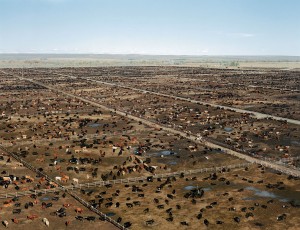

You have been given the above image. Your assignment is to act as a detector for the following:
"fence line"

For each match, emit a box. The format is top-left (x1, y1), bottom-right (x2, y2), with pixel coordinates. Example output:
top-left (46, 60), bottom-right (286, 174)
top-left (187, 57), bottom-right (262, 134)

top-left (0, 144), bottom-right (127, 230)
top-left (62, 162), bottom-right (253, 190)
top-left (0, 162), bottom-right (252, 199)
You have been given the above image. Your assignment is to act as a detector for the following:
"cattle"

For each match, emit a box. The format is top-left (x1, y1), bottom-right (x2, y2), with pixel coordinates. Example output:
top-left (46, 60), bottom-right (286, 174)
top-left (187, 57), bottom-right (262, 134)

top-left (105, 202), bottom-right (113, 208)
top-left (75, 216), bottom-right (84, 221)
top-left (233, 217), bottom-right (240, 223)
top-left (105, 184), bottom-right (112, 188)
top-left (196, 213), bottom-right (202, 219)
top-left (27, 214), bottom-right (38, 220)
top-left (46, 203), bottom-right (52, 208)
top-left (14, 203), bottom-right (21, 207)
top-left (166, 208), bottom-right (172, 214)
top-left (146, 219), bottom-right (155, 226)
top-left (147, 176), bottom-right (153, 182)
top-left (86, 216), bottom-right (96, 221)
top-left (277, 214), bottom-right (287, 221)
top-left (167, 194), bottom-right (174, 199)
top-left (13, 209), bottom-right (21, 214)
top-left (124, 222), bottom-right (132, 228)
top-left (12, 218), bottom-right (19, 224)
top-left (153, 198), bottom-right (159, 203)
top-left (245, 212), bottom-right (254, 218)
top-left (75, 207), bottom-right (83, 213)
top-left (204, 219), bottom-right (209, 226)
top-left (63, 203), bottom-right (71, 208)
top-left (133, 201), bottom-right (141, 206)
top-left (2, 220), bottom-right (9, 228)
top-left (255, 222), bottom-right (264, 226)
top-left (58, 212), bottom-right (66, 218)
top-left (73, 178), bottom-right (79, 184)
top-left (117, 217), bottom-right (122, 223)
top-left (166, 217), bottom-right (173, 222)
top-left (57, 208), bottom-right (66, 215)
top-left (42, 218), bottom-right (50, 227)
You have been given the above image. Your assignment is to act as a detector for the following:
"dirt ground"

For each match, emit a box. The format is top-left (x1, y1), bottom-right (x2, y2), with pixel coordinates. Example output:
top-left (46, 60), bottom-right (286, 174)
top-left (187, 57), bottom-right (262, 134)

top-left (75, 165), bottom-right (300, 230)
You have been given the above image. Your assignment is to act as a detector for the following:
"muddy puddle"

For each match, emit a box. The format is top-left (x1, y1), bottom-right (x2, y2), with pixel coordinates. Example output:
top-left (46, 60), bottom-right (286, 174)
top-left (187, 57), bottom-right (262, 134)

top-left (244, 186), bottom-right (300, 204)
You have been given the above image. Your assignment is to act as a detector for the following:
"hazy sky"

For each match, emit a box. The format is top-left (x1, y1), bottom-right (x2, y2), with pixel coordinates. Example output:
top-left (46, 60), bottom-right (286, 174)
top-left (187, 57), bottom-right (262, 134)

top-left (0, 0), bottom-right (299, 55)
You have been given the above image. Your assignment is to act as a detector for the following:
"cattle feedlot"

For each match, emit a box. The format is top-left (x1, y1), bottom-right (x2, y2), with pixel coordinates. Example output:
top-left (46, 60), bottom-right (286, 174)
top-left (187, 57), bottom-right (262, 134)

top-left (0, 66), bottom-right (299, 230)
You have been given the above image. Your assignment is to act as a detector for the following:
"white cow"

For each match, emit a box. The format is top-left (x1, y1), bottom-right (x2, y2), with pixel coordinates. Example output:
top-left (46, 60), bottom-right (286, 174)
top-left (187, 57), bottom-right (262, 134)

top-left (73, 178), bottom-right (79, 184)
top-left (42, 218), bottom-right (49, 227)
top-left (55, 176), bottom-right (62, 181)
top-left (3, 220), bottom-right (8, 227)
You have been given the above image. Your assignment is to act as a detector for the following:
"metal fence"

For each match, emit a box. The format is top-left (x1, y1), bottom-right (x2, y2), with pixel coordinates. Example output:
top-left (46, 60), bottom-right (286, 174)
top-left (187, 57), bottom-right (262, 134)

top-left (0, 160), bottom-right (252, 199)
top-left (0, 144), bottom-right (127, 230)
top-left (65, 162), bottom-right (252, 190)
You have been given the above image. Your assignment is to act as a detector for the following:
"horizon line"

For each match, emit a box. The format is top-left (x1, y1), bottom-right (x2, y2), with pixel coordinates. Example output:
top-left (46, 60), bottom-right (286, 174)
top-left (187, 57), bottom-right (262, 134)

top-left (0, 52), bottom-right (300, 57)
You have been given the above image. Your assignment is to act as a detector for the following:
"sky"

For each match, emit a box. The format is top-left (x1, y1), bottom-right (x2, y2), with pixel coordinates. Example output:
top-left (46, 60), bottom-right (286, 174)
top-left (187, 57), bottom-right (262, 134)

top-left (0, 0), bottom-right (299, 55)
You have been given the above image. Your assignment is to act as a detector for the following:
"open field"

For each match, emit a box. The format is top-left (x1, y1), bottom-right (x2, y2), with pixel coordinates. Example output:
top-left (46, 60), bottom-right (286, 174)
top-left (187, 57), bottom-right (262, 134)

top-left (1, 54), bottom-right (300, 69)
top-left (0, 66), bottom-right (299, 229)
